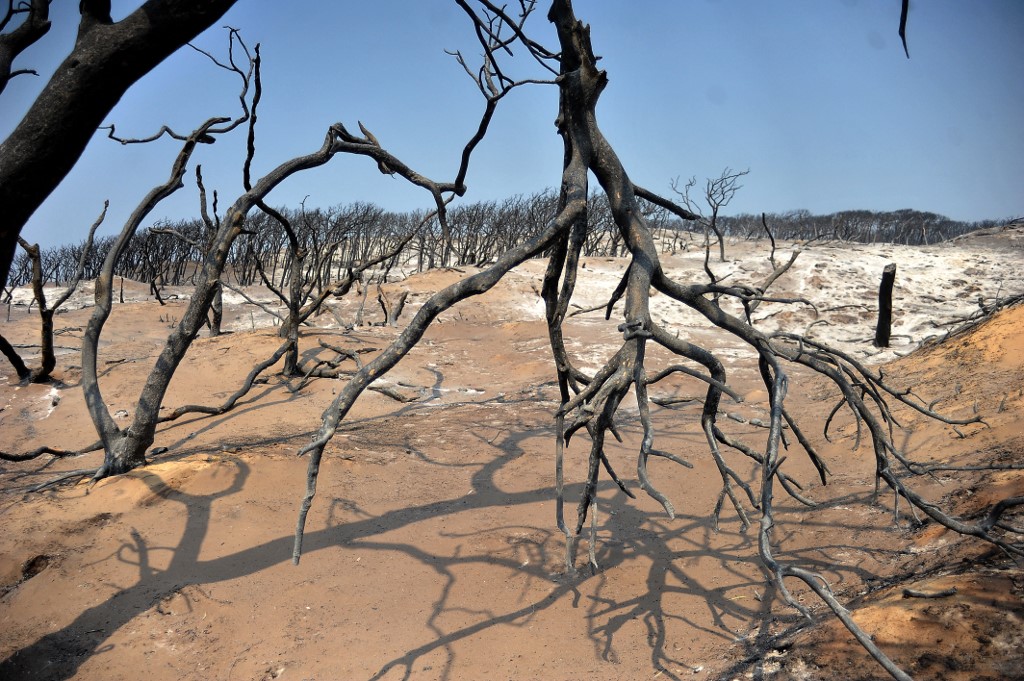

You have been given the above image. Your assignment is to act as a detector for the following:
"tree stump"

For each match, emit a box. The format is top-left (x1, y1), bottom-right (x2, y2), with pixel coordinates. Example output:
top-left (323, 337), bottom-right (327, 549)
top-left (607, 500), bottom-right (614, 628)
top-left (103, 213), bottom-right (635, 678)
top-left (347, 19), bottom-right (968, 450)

top-left (874, 263), bottom-right (897, 347)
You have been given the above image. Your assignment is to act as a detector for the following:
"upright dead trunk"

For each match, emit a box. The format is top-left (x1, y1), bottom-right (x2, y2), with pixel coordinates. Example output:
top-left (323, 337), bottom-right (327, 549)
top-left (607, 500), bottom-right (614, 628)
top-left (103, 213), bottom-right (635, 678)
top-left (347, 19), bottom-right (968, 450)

top-left (874, 263), bottom-right (897, 347)
top-left (195, 167), bottom-right (223, 337)
top-left (17, 206), bottom-right (102, 382)
top-left (709, 215), bottom-right (726, 262)
top-left (81, 128), bottom-right (214, 475)
top-left (280, 246), bottom-right (305, 375)
top-left (377, 286), bottom-right (409, 327)
top-left (18, 240), bottom-right (57, 381)
top-left (34, 308), bottom-right (55, 381)
top-left (247, 202), bottom-right (305, 374)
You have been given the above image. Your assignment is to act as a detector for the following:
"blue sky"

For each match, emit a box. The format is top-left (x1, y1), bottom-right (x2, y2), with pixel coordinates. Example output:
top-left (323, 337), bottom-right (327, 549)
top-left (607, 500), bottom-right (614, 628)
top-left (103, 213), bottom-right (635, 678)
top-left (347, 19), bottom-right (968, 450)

top-left (3, 1), bottom-right (1022, 249)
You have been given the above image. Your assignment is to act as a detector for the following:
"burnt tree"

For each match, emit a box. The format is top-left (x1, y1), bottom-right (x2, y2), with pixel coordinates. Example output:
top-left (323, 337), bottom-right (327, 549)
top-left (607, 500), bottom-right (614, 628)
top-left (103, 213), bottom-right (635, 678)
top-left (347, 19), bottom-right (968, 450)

top-left (14, 201), bottom-right (106, 382)
top-left (291, 5), bottom-right (1021, 681)
top-left (6, 4), bottom-right (1016, 680)
top-left (0, 0), bottom-right (239, 289)
top-left (875, 262), bottom-right (897, 347)
top-left (72, 16), bottom-right (545, 478)
top-left (674, 166), bottom-right (749, 263)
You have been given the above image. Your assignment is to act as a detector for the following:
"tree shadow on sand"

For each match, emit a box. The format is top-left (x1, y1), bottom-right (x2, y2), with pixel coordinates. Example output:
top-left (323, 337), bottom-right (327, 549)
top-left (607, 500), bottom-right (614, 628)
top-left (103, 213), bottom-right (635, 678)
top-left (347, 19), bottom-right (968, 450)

top-left (0, 410), bottom-right (899, 681)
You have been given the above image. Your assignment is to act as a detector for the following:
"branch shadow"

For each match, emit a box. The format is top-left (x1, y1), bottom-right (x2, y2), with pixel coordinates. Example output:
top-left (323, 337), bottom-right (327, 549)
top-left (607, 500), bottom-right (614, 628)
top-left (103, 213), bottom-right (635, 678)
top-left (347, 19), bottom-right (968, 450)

top-left (0, 403), bottom-right (903, 681)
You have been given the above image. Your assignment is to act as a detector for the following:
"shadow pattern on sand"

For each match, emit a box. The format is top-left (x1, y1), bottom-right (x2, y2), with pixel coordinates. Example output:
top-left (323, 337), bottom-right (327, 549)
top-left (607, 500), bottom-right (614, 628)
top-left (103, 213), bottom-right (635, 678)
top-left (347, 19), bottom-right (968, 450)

top-left (0, 400), bottom-right (917, 681)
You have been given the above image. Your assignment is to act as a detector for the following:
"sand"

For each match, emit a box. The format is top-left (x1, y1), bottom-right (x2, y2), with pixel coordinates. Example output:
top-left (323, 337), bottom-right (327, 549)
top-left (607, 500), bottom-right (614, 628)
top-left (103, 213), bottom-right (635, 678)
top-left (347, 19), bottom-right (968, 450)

top-left (1, 228), bottom-right (1022, 680)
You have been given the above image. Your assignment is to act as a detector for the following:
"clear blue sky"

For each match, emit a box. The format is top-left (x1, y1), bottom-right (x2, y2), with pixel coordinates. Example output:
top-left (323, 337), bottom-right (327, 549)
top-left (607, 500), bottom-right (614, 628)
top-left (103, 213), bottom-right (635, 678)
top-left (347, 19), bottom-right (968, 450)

top-left (3, 1), bottom-right (1023, 249)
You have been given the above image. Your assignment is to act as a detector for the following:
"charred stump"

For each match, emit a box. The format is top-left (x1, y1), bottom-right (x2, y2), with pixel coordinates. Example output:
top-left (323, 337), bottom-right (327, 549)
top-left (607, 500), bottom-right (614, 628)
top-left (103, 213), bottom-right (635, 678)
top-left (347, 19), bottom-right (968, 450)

top-left (874, 262), bottom-right (897, 347)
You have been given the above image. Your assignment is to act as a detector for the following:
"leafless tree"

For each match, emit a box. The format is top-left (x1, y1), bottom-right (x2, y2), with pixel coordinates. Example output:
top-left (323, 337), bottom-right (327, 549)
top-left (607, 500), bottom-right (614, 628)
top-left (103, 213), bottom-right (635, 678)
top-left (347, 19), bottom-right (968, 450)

top-left (146, 167), bottom-right (227, 332)
top-left (0, 0), bottom-right (240, 290)
top-left (12, 202), bottom-right (106, 382)
top-left (674, 167), bottom-right (749, 263)
top-left (5, 4), bottom-right (1015, 679)
top-left (77, 32), bottom-right (266, 477)
top-left (289, 5), bottom-right (1022, 681)
top-left (243, 201), bottom-right (416, 375)
top-left (63, 8), bottom-right (550, 479)
top-left (714, 208), bottom-right (993, 245)
top-left (407, 190), bottom-right (559, 270)
top-left (0, 0), bottom-right (49, 96)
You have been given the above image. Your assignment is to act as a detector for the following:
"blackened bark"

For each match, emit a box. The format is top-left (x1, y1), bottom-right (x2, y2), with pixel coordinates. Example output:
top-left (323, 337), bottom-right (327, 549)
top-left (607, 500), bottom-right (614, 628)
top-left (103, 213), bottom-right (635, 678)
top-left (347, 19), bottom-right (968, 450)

top-left (0, 332), bottom-right (29, 380)
top-left (388, 290), bottom-right (409, 326)
top-left (0, 0), bottom-right (239, 289)
top-left (150, 278), bottom-right (166, 305)
top-left (90, 124), bottom-right (349, 478)
top-left (280, 246), bottom-right (304, 374)
top-left (209, 283), bottom-right (223, 336)
top-left (12, 203), bottom-right (104, 382)
top-left (0, 0), bottom-right (51, 96)
top-left (16, 238), bottom-right (55, 381)
top-left (82, 124), bottom-right (220, 475)
top-left (875, 263), bottom-right (897, 347)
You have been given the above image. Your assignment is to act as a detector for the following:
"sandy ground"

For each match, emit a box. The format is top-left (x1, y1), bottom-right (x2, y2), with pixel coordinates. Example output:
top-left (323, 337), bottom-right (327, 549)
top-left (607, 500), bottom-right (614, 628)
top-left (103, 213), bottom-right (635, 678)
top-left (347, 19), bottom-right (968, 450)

top-left (1, 228), bottom-right (1022, 680)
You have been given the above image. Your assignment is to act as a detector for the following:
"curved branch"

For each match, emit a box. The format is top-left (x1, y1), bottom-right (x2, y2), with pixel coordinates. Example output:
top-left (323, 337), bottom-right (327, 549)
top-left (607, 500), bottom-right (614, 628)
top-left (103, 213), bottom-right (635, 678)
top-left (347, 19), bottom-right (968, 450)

top-left (294, 186), bottom-right (588, 563)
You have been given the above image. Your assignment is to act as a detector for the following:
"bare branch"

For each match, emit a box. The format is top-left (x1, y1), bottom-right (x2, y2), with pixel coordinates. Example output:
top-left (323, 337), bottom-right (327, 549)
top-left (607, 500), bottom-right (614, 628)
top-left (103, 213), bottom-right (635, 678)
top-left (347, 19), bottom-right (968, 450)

top-left (0, 0), bottom-right (49, 96)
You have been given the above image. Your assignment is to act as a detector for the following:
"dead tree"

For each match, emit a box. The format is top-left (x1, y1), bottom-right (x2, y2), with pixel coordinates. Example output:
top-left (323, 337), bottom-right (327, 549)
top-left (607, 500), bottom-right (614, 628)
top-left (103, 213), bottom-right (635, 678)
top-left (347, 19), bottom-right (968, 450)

top-left (875, 262), bottom-right (897, 347)
top-left (148, 168), bottom-right (227, 333)
top-left (12, 202), bottom-right (106, 383)
top-left (7, 4), bottom-right (1007, 679)
top-left (68, 15), bottom-right (548, 479)
top-left (78, 33), bottom-right (287, 478)
top-left (745, 213), bottom-right (802, 318)
top-left (82, 118), bottom-right (239, 476)
top-left (674, 167), bottom-right (749, 262)
top-left (196, 167), bottom-right (224, 335)
top-left (291, 4), bottom-right (1021, 681)
top-left (378, 286), bottom-right (409, 327)
top-left (242, 201), bottom-right (418, 375)
top-left (0, 0), bottom-right (240, 290)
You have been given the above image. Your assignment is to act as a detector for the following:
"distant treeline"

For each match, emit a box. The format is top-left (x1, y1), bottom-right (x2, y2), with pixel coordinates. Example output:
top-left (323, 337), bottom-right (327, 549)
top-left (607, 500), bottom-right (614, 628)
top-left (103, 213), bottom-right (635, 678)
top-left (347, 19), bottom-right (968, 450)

top-left (4, 192), bottom-right (1010, 290)
top-left (719, 208), bottom-right (1007, 246)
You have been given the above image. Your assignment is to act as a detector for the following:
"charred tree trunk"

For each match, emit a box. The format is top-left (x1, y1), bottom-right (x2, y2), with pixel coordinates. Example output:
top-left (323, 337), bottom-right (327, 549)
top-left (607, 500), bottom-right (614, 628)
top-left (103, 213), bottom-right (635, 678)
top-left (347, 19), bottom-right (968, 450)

top-left (17, 238), bottom-right (56, 382)
top-left (82, 126), bottom-right (220, 477)
top-left (710, 212), bottom-right (726, 263)
top-left (16, 204), bottom-right (102, 383)
top-left (0, 0), bottom-right (240, 290)
top-left (34, 307), bottom-right (55, 381)
top-left (280, 246), bottom-right (305, 375)
top-left (377, 286), bottom-right (409, 327)
top-left (354, 276), bottom-right (370, 327)
top-left (874, 262), bottom-right (897, 347)
top-left (150, 277), bottom-right (166, 305)
top-left (209, 283), bottom-right (223, 336)
top-left (195, 166), bottom-right (223, 337)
